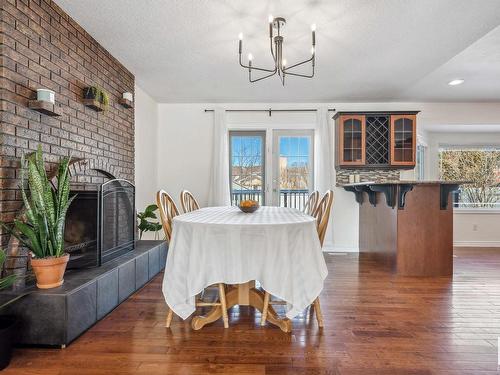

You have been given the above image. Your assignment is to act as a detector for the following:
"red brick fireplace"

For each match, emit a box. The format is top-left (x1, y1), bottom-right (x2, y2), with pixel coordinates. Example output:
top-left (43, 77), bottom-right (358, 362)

top-left (0, 0), bottom-right (135, 251)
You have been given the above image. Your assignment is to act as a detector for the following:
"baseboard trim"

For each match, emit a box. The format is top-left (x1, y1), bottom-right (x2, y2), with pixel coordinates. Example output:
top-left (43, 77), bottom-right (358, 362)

top-left (454, 241), bottom-right (500, 248)
top-left (325, 242), bottom-right (500, 251)
top-left (323, 246), bottom-right (359, 253)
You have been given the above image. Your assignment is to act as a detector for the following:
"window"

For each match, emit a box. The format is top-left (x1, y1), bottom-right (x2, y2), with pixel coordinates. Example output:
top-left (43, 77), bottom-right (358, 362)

top-left (439, 146), bottom-right (500, 208)
top-left (272, 130), bottom-right (314, 209)
top-left (416, 143), bottom-right (426, 180)
top-left (229, 131), bottom-right (265, 206)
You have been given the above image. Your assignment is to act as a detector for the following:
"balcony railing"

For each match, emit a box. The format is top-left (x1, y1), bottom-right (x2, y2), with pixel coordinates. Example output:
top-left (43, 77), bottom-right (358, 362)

top-left (231, 190), bottom-right (263, 206)
top-left (231, 189), bottom-right (309, 210)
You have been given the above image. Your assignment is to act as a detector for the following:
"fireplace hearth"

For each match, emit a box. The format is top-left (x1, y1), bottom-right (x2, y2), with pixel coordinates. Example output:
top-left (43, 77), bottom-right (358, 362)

top-left (65, 179), bottom-right (135, 268)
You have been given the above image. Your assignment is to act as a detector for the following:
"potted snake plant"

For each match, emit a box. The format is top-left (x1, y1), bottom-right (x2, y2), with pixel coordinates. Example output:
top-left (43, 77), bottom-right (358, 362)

top-left (5, 146), bottom-right (76, 289)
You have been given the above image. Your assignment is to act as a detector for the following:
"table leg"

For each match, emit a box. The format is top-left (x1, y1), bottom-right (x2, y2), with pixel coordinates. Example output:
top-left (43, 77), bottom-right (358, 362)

top-left (248, 287), bottom-right (292, 333)
top-left (191, 282), bottom-right (292, 333)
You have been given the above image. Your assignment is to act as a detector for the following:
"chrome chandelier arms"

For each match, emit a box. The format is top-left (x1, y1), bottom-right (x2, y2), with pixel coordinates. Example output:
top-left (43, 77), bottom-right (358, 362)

top-left (238, 16), bottom-right (316, 86)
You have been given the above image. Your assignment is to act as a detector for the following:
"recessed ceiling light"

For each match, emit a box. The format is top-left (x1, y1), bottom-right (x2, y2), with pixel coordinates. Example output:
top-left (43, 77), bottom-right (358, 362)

top-left (448, 79), bottom-right (464, 86)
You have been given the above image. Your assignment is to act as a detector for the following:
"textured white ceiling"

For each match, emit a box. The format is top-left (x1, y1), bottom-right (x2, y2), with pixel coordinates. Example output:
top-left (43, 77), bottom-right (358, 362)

top-left (54, 0), bottom-right (500, 103)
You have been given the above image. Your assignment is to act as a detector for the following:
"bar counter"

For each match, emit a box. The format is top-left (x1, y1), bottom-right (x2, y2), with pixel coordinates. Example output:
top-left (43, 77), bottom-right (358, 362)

top-left (343, 181), bottom-right (464, 276)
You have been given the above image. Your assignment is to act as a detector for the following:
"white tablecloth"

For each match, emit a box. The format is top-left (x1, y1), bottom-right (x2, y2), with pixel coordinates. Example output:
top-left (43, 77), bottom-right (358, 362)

top-left (162, 206), bottom-right (328, 319)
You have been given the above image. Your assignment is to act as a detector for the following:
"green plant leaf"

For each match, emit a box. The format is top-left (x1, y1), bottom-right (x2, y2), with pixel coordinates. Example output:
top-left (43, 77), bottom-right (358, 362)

top-left (43, 182), bottom-right (55, 229)
top-left (20, 154), bottom-right (38, 228)
top-left (54, 195), bottom-right (77, 256)
top-left (14, 220), bottom-right (43, 258)
top-left (0, 250), bottom-right (19, 294)
top-left (56, 156), bottom-right (70, 216)
top-left (145, 204), bottom-right (158, 213)
top-left (27, 158), bottom-right (46, 214)
top-left (37, 213), bottom-right (49, 258)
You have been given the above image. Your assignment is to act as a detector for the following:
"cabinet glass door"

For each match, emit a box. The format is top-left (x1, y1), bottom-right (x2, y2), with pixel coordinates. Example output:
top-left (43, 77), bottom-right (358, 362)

top-left (340, 115), bottom-right (365, 165)
top-left (391, 115), bottom-right (416, 165)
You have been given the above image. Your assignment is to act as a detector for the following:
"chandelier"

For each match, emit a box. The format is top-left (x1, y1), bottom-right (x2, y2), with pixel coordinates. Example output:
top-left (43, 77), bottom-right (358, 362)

top-left (238, 16), bottom-right (316, 85)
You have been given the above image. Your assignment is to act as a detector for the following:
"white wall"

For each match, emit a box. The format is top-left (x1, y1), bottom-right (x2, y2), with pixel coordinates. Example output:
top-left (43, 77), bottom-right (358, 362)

top-left (425, 131), bottom-right (500, 247)
top-left (454, 210), bottom-right (500, 247)
top-left (152, 102), bottom-right (500, 250)
top-left (157, 104), bottom-right (213, 206)
top-left (134, 85), bottom-right (159, 239)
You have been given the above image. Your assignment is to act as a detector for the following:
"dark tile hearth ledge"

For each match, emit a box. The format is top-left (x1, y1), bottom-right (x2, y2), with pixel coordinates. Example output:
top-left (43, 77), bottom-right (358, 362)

top-left (0, 241), bottom-right (167, 347)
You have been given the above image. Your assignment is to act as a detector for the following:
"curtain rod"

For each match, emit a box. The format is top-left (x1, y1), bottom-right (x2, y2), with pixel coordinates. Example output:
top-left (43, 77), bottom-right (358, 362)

top-left (204, 108), bottom-right (336, 117)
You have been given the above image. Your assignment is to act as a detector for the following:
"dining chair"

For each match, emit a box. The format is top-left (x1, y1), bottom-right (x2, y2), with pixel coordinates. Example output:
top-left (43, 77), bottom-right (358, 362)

top-left (260, 190), bottom-right (334, 328)
top-left (303, 190), bottom-right (320, 216)
top-left (180, 190), bottom-right (200, 213)
top-left (156, 190), bottom-right (229, 328)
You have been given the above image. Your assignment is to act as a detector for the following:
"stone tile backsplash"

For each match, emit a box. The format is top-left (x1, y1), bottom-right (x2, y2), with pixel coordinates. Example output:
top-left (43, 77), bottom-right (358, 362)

top-left (336, 168), bottom-right (402, 185)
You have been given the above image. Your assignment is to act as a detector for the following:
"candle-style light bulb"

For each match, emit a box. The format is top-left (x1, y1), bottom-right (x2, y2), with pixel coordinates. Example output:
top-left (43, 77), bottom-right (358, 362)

top-left (282, 58), bottom-right (287, 67)
top-left (238, 32), bottom-right (243, 40)
top-left (248, 53), bottom-right (253, 61)
top-left (311, 23), bottom-right (316, 32)
top-left (268, 14), bottom-right (274, 23)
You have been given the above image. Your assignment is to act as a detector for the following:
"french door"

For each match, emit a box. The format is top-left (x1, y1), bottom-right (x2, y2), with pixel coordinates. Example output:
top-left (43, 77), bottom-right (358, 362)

top-left (271, 130), bottom-right (314, 209)
top-left (229, 130), bottom-right (314, 209)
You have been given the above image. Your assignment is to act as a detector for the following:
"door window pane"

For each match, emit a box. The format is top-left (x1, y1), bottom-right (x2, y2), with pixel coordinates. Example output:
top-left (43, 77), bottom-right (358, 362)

top-left (278, 134), bottom-right (313, 210)
top-left (229, 131), bottom-right (265, 206)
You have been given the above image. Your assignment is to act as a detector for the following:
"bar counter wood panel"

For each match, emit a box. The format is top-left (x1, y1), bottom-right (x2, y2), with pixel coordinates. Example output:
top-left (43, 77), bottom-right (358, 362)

top-left (359, 193), bottom-right (397, 264)
top-left (355, 182), bottom-right (458, 276)
top-left (397, 185), bottom-right (453, 276)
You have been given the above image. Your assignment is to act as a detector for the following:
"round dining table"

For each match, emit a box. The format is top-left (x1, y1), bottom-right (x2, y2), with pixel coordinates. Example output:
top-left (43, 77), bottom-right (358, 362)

top-left (162, 206), bottom-right (328, 332)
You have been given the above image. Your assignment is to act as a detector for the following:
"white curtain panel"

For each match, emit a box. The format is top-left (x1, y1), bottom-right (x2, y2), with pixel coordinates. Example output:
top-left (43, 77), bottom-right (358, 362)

top-left (314, 107), bottom-right (334, 192)
top-left (314, 107), bottom-right (334, 249)
top-left (208, 107), bottom-right (231, 206)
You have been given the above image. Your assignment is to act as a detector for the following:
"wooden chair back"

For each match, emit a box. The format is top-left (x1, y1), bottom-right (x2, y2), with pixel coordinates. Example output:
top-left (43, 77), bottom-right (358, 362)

top-left (180, 190), bottom-right (200, 213)
top-left (156, 190), bottom-right (179, 243)
top-left (312, 190), bottom-right (334, 247)
top-left (303, 190), bottom-right (320, 216)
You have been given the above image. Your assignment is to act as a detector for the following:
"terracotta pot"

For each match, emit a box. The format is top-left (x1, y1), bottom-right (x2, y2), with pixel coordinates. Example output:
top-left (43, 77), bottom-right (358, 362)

top-left (30, 254), bottom-right (69, 289)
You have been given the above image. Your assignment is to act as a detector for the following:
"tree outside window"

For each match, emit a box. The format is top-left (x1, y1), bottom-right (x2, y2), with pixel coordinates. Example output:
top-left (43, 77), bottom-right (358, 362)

top-left (439, 148), bottom-right (500, 208)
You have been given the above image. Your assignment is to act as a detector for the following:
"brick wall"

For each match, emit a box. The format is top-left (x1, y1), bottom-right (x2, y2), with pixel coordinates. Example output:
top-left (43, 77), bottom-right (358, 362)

top-left (0, 0), bottom-right (135, 247)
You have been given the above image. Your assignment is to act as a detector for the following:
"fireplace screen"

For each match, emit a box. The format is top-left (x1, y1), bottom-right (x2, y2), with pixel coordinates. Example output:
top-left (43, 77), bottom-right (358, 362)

top-left (64, 179), bottom-right (135, 268)
top-left (99, 179), bottom-right (135, 265)
top-left (65, 191), bottom-right (99, 268)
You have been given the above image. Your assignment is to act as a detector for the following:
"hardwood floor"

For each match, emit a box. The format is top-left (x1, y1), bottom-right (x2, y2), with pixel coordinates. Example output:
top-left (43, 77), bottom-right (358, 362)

top-left (4, 248), bottom-right (500, 374)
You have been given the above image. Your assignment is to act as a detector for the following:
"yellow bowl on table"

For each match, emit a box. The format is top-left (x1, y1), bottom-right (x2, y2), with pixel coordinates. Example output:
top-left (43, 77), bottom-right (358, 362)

top-left (238, 200), bottom-right (260, 213)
